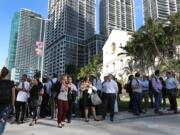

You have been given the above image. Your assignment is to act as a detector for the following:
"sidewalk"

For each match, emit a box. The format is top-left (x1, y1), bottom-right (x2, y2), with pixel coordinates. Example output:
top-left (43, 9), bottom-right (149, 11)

top-left (4, 108), bottom-right (180, 135)
top-left (112, 108), bottom-right (180, 122)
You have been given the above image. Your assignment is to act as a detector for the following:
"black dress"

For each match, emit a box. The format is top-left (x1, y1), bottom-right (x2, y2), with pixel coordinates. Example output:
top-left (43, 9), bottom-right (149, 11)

top-left (29, 83), bottom-right (43, 120)
top-left (82, 90), bottom-right (94, 108)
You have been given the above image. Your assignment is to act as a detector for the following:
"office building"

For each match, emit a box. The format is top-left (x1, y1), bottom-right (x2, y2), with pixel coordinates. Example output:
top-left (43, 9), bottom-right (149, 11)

top-left (45, 0), bottom-right (96, 76)
top-left (12, 8), bottom-right (45, 81)
top-left (143, 0), bottom-right (180, 21)
top-left (7, 12), bottom-right (20, 71)
top-left (100, 0), bottom-right (135, 37)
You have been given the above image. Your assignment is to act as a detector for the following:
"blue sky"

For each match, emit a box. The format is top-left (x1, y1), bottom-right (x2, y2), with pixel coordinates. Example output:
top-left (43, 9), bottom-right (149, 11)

top-left (0, 0), bottom-right (143, 69)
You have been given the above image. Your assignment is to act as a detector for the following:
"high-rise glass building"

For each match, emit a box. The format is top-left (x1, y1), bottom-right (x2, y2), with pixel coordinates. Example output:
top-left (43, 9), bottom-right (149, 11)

top-left (7, 12), bottom-right (20, 71)
top-left (45, 0), bottom-right (97, 76)
top-left (11, 9), bottom-right (45, 82)
top-left (143, 0), bottom-right (180, 21)
top-left (100, 0), bottom-right (135, 37)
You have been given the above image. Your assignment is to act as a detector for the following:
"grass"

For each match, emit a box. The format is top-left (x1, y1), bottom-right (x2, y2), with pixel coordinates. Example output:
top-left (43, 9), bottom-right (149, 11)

top-left (119, 95), bottom-right (180, 111)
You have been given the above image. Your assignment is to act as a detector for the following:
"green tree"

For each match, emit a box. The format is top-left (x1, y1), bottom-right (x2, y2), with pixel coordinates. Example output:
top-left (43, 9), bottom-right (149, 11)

top-left (120, 13), bottom-right (180, 77)
top-left (77, 54), bottom-right (102, 79)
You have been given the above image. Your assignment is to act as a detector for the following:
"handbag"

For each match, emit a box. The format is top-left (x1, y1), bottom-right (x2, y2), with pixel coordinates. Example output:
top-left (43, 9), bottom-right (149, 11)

top-left (90, 93), bottom-right (102, 105)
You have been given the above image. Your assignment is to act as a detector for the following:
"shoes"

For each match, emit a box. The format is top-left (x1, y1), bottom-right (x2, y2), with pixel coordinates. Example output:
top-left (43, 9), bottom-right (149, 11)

top-left (29, 120), bottom-right (35, 126)
top-left (67, 120), bottom-right (71, 123)
top-left (167, 108), bottom-right (173, 111)
top-left (154, 110), bottom-right (163, 115)
top-left (110, 117), bottom-right (114, 122)
top-left (85, 119), bottom-right (89, 122)
top-left (94, 118), bottom-right (100, 121)
top-left (58, 123), bottom-right (65, 128)
top-left (140, 111), bottom-right (146, 114)
top-left (174, 110), bottom-right (178, 114)
top-left (101, 116), bottom-right (106, 121)
top-left (134, 113), bottom-right (140, 116)
top-left (58, 123), bottom-right (62, 128)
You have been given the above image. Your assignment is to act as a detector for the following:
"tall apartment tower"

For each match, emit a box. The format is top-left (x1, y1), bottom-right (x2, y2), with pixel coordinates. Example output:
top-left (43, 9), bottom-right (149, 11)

top-left (143, 0), bottom-right (180, 21)
top-left (45, 0), bottom-right (96, 76)
top-left (7, 12), bottom-right (20, 71)
top-left (177, 0), bottom-right (180, 12)
top-left (100, 0), bottom-right (135, 37)
top-left (12, 9), bottom-right (44, 82)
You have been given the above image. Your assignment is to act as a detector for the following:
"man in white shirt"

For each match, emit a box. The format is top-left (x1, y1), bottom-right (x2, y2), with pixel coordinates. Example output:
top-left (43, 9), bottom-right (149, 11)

top-left (15, 74), bottom-right (30, 123)
top-left (102, 74), bottom-right (118, 121)
top-left (165, 71), bottom-right (179, 113)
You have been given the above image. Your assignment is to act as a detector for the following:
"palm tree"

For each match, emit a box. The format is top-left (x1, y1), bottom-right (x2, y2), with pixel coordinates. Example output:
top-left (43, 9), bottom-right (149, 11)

top-left (122, 58), bottom-right (135, 76)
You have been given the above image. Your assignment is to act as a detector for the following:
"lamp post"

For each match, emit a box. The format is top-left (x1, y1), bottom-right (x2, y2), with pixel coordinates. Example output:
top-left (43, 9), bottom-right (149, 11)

top-left (30, 15), bottom-right (50, 81)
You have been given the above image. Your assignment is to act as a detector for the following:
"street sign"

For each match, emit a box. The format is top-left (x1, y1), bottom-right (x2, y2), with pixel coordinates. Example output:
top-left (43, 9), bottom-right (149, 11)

top-left (36, 41), bottom-right (43, 49)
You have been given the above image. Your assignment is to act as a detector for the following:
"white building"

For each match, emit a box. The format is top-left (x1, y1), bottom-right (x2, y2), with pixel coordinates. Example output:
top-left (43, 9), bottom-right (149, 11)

top-left (102, 30), bottom-right (133, 80)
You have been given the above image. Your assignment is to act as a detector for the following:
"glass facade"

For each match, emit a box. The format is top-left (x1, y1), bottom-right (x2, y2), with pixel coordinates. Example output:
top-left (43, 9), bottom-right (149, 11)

top-left (45, 0), bottom-right (97, 76)
top-left (11, 9), bottom-right (45, 82)
top-left (15, 9), bottom-right (44, 70)
top-left (7, 12), bottom-right (20, 71)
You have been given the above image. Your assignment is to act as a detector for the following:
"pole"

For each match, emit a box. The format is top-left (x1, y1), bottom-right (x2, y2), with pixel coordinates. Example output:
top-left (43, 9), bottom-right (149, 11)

top-left (40, 20), bottom-right (46, 82)
top-left (38, 18), bottom-right (43, 71)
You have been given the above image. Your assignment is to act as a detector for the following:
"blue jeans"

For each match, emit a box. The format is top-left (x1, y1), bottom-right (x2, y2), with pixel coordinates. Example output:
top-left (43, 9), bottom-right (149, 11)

top-left (132, 92), bottom-right (142, 114)
top-left (0, 121), bottom-right (6, 135)
top-left (0, 106), bottom-right (12, 135)
top-left (154, 91), bottom-right (162, 112)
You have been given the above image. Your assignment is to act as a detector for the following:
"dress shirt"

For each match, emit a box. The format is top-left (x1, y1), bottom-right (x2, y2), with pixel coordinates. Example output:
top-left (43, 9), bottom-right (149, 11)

top-left (131, 78), bottom-right (142, 93)
top-left (152, 76), bottom-right (162, 93)
top-left (93, 78), bottom-right (102, 91)
top-left (16, 81), bottom-right (30, 102)
top-left (102, 80), bottom-right (118, 94)
top-left (141, 80), bottom-right (149, 91)
top-left (165, 77), bottom-right (179, 90)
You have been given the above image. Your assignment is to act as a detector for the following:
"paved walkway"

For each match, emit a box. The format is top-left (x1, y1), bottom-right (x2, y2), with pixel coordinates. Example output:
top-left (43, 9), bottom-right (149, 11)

top-left (4, 109), bottom-right (180, 135)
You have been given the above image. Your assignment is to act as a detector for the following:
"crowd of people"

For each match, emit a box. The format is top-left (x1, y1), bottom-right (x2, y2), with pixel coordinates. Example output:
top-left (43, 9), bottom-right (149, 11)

top-left (0, 66), bottom-right (179, 134)
top-left (124, 70), bottom-right (179, 115)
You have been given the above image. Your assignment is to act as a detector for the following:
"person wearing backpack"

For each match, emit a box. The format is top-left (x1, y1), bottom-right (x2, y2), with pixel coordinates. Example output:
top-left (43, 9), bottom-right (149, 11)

top-left (131, 73), bottom-right (144, 116)
top-left (148, 76), bottom-right (154, 108)
top-left (152, 70), bottom-right (162, 114)
top-left (67, 76), bottom-right (77, 123)
top-left (124, 75), bottom-right (134, 112)
top-left (40, 78), bottom-right (50, 118)
top-left (0, 67), bottom-right (15, 135)
top-left (48, 73), bottom-right (59, 119)
top-left (141, 75), bottom-right (149, 112)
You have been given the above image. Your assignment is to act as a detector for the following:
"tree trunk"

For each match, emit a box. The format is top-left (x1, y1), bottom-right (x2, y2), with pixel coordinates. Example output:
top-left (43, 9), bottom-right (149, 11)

top-left (150, 34), bottom-right (170, 68)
